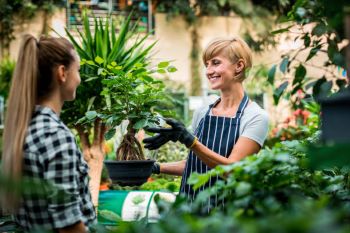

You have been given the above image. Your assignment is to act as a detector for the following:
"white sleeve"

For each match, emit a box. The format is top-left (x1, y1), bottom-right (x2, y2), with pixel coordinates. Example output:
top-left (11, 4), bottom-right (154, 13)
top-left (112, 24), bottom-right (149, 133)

top-left (240, 111), bottom-right (269, 147)
top-left (191, 107), bottom-right (208, 134)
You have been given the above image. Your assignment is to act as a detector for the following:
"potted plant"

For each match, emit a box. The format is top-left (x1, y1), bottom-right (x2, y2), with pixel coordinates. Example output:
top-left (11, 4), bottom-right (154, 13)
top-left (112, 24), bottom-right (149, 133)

top-left (81, 58), bottom-right (176, 186)
top-left (61, 11), bottom-right (163, 205)
top-left (62, 11), bottom-right (176, 203)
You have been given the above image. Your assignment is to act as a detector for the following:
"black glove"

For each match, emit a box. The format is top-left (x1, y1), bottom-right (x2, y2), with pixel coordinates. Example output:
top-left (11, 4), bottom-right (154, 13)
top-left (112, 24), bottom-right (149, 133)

top-left (151, 162), bottom-right (160, 174)
top-left (143, 118), bottom-right (196, 150)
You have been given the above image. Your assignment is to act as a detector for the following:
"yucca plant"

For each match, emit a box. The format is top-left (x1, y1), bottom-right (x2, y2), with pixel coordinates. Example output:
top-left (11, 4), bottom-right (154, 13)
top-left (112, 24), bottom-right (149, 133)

top-left (61, 11), bottom-right (158, 206)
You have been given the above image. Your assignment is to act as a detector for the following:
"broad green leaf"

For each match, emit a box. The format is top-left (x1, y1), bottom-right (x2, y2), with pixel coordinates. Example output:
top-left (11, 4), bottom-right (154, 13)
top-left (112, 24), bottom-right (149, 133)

top-left (158, 61), bottom-right (170, 68)
top-left (279, 57), bottom-right (289, 73)
top-left (106, 116), bottom-right (114, 126)
top-left (75, 117), bottom-right (87, 125)
top-left (312, 23), bottom-right (327, 36)
top-left (141, 76), bottom-right (154, 83)
top-left (312, 76), bottom-right (327, 97)
top-left (303, 34), bottom-right (311, 47)
top-left (268, 64), bottom-right (277, 84)
top-left (85, 111), bottom-right (97, 120)
top-left (305, 80), bottom-right (317, 90)
top-left (293, 64), bottom-right (306, 85)
top-left (104, 128), bottom-right (116, 141)
top-left (86, 60), bottom-right (95, 66)
top-left (95, 56), bottom-right (104, 65)
top-left (97, 68), bottom-right (104, 75)
top-left (187, 172), bottom-right (210, 190)
top-left (331, 53), bottom-right (345, 67)
top-left (133, 119), bottom-right (148, 129)
top-left (273, 81), bottom-right (289, 104)
top-left (157, 69), bottom-right (166, 74)
top-left (306, 45), bottom-right (321, 61)
top-left (295, 7), bottom-right (306, 18)
top-left (327, 39), bottom-right (338, 60)
top-left (167, 66), bottom-right (177, 73)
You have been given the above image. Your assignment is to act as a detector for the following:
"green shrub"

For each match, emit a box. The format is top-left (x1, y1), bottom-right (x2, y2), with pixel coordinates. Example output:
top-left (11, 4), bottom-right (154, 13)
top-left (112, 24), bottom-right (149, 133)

top-left (109, 133), bottom-right (350, 233)
top-left (0, 58), bottom-right (15, 101)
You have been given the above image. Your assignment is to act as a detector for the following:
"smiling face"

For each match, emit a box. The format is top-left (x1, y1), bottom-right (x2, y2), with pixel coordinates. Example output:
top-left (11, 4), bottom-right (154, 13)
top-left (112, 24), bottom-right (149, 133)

top-left (202, 37), bottom-right (253, 88)
top-left (205, 55), bottom-right (237, 90)
top-left (63, 50), bottom-right (81, 101)
top-left (56, 50), bottom-right (81, 101)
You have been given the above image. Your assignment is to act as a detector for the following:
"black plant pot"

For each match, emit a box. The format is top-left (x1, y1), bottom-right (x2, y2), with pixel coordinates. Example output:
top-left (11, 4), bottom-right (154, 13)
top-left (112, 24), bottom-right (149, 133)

top-left (104, 160), bottom-right (155, 186)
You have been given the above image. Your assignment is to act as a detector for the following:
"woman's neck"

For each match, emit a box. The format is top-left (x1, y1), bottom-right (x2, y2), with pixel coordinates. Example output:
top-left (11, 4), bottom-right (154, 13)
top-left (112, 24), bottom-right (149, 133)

top-left (218, 83), bottom-right (245, 110)
top-left (37, 93), bottom-right (63, 116)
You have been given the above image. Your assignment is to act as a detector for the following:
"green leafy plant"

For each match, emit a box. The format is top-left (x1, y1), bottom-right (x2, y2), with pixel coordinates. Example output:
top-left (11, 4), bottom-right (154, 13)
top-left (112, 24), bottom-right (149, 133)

top-left (80, 58), bottom-right (176, 161)
top-left (107, 133), bottom-right (350, 233)
top-left (0, 58), bottom-right (15, 100)
top-left (62, 11), bottom-right (166, 206)
top-left (266, 99), bottom-right (320, 147)
top-left (0, 0), bottom-right (63, 56)
top-left (267, 0), bottom-right (349, 105)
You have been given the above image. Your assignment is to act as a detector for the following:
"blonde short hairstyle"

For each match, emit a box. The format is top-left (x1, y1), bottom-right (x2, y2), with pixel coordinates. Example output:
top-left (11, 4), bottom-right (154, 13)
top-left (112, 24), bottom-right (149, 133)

top-left (202, 37), bottom-right (252, 81)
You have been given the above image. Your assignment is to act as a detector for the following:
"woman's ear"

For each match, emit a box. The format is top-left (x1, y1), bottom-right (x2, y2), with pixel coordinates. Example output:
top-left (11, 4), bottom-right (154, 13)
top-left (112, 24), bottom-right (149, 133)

top-left (56, 65), bottom-right (67, 83)
top-left (235, 59), bottom-right (245, 74)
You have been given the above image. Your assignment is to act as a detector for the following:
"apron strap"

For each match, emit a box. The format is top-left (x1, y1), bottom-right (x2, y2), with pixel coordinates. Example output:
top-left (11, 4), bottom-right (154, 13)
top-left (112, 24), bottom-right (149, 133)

top-left (236, 92), bottom-right (249, 117)
top-left (206, 92), bottom-right (249, 117)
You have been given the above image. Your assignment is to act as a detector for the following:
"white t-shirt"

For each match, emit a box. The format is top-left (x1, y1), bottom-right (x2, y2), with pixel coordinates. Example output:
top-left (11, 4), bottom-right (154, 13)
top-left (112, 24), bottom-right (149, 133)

top-left (191, 101), bottom-right (269, 147)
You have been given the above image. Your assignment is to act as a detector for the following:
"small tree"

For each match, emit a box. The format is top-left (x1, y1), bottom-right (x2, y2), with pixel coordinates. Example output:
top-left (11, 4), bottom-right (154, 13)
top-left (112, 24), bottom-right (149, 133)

top-left (78, 59), bottom-right (176, 161)
top-left (62, 12), bottom-right (159, 206)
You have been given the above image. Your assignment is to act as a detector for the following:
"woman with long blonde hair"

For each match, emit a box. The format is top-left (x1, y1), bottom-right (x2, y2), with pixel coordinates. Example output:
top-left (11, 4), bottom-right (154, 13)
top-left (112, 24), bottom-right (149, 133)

top-left (1, 35), bottom-right (95, 232)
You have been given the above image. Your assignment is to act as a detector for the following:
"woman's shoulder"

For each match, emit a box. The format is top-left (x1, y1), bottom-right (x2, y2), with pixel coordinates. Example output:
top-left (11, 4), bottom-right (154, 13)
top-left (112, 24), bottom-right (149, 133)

top-left (240, 101), bottom-right (269, 128)
top-left (244, 102), bottom-right (269, 118)
top-left (27, 107), bottom-right (73, 144)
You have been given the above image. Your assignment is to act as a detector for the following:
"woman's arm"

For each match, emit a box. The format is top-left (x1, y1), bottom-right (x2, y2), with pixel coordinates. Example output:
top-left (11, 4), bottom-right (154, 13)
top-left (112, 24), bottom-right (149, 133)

top-left (191, 136), bottom-right (260, 168)
top-left (159, 160), bottom-right (186, 176)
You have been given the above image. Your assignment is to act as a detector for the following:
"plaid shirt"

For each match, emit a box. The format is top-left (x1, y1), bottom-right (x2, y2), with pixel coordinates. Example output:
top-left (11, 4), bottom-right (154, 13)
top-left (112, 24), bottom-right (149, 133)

top-left (15, 106), bottom-right (96, 231)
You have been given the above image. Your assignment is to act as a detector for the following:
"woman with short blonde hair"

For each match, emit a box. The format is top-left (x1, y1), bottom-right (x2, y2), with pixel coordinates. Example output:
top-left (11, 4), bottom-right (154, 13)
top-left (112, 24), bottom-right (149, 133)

top-left (144, 36), bottom-right (269, 212)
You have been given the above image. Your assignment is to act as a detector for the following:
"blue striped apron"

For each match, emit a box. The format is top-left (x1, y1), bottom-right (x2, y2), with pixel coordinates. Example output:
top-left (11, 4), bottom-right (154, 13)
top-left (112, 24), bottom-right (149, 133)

top-left (179, 93), bottom-right (249, 211)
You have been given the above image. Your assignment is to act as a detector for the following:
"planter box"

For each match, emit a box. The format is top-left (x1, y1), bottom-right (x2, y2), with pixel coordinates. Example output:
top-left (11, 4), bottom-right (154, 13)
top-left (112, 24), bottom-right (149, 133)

top-left (104, 160), bottom-right (155, 186)
top-left (98, 190), bottom-right (177, 225)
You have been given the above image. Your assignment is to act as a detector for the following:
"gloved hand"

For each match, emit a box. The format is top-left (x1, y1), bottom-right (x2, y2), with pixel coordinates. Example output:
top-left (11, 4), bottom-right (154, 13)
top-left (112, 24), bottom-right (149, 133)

top-left (143, 118), bottom-right (196, 150)
top-left (151, 162), bottom-right (160, 174)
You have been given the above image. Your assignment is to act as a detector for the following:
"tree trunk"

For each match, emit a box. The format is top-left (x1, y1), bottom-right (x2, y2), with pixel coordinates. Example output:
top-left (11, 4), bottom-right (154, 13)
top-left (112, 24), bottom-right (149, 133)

top-left (190, 25), bottom-right (202, 96)
top-left (76, 118), bottom-right (106, 208)
top-left (41, 10), bottom-right (51, 36)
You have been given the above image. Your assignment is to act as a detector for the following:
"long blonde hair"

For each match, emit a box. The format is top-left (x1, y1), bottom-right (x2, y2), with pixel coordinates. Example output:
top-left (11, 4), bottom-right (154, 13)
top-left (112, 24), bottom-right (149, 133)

top-left (1, 34), bottom-right (74, 211)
